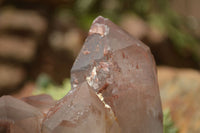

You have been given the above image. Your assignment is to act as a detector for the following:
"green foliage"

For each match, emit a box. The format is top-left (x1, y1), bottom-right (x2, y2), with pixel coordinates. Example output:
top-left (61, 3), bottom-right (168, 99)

top-left (75, 0), bottom-right (97, 13)
top-left (148, 11), bottom-right (200, 61)
top-left (34, 74), bottom-right (71, 100)
top-left (36, 73), bottom-right (52, 89)
top-left (163, 109), bottom-right (179, 133)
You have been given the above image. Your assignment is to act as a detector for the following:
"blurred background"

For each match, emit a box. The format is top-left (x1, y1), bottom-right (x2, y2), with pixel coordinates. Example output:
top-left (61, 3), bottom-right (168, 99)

top-left (0, 0), bottom-right (199, 132)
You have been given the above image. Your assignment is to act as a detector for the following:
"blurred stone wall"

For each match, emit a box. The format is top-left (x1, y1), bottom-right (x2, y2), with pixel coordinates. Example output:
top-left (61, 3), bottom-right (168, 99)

top-left (0, 7), bottom-right (47, 93)
top-left (0, 0), bottom-right (199, 95)
top-left (0, 0), bottom-right (84, 94)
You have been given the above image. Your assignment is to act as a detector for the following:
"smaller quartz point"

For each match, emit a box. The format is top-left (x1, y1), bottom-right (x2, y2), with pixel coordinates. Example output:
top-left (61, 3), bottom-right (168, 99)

top-left (22, 94), bottom-right (56, 114)
top-left (42, 82), bottom-right (120, 133)
top-left (0, 95), bottom-right (43, 133)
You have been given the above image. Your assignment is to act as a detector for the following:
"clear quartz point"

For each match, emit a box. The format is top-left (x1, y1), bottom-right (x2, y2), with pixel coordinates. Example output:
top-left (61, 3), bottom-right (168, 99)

top-left (71, 16), bottom-right (163, 133)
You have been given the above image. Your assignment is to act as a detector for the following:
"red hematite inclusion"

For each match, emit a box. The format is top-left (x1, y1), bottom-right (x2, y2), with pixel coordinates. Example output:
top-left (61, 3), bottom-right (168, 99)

top-left (71, 16), bottom-right (163, 133)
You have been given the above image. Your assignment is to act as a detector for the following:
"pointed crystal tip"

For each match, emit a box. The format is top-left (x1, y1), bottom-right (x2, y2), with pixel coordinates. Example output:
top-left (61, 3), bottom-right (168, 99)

top-left (92, 16), bottom-right (107, 24)
top-left (89, 16), bottom-right (109, 37)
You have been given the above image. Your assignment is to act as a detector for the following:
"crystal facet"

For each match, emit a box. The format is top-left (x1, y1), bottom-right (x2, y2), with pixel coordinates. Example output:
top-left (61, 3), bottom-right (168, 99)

top-left (71, 16), bottom-right (163, 133)
top-left (42, 82), bottom-right (120, 133)
top-left (22, 94), bottom-right (56, 114)
top-left (0, 96), bottom-right (43, 133)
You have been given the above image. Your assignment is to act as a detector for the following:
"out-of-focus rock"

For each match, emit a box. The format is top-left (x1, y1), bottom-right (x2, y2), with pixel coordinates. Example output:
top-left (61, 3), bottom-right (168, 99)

top-left (51, 9), bottom-right (77, 30)
top-left (147, 25), bottom-right (166, 44)
top-left (0, 8), bottom-right (47, 35)
top-left (158, 66), bottom-right (200, 133)
top-left (0, 64), bottom-right (25, 92)
top-left (119, 14), bottom-right (148, 39)
top-left (71, 16), bottom-right (163, 133)
top-left (22, 94), bottom-right (56, 114)
top-left (42, 82), bottom-right (120, 133)
top-left (0, 36), bottom-right (36, 62)
top-left (49, 9), bottom-right (84, 57)
top-left (12, 82), bottom-right (35, 98)
top-left (0, 95), bottom-right (43, 133)
top-left (119, 13), bottom-right (166, 44)
top-left (49, 29), bottom-right (83, 56)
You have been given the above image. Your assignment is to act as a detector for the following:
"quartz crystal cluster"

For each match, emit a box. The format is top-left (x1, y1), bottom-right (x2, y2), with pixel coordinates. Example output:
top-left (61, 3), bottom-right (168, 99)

top-left (0, 16), bottom-right (163, 133)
